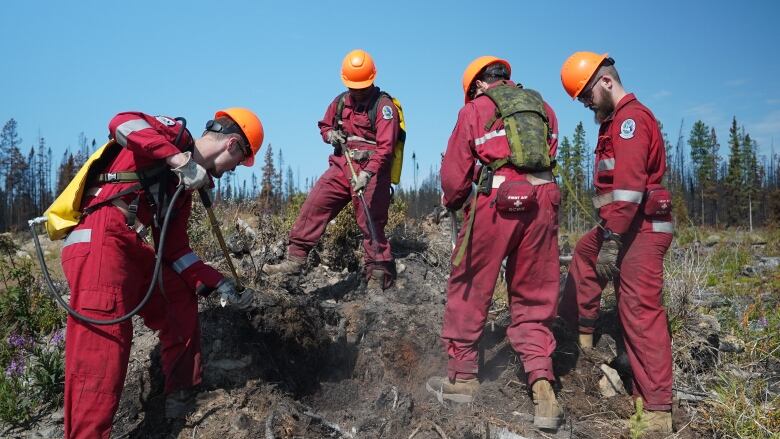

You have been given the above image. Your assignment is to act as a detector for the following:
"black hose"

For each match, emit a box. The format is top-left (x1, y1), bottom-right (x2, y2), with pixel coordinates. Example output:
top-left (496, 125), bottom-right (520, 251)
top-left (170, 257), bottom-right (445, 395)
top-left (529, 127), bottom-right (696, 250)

top-left (30, 185), bottom-right (185, 325)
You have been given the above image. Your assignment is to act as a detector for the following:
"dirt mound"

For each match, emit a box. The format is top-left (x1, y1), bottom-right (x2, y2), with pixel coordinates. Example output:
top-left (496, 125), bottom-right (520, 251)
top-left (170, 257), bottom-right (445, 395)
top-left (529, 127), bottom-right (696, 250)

top-left (21, 218), bottom-right (715, 438)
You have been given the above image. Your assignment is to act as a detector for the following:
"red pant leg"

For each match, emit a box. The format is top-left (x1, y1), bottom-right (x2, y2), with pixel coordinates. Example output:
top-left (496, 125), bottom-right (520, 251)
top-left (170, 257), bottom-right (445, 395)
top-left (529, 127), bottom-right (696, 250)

top-left (616, 230), bottom-right (673, 411)
top-left (352, 164), bottom-right (393, 264)
top-left (287, 163), bottom-right (351, 259)
top-left (441, 194), bottom-right (508, 380)
top-left (62, 207), bottom-right (151, 438)
top-left (558, 227), bottom-right (607, 333)
top-left (505, 184), bottom-right (560, 384)
top-left (139, 265), bottom-right (202, 395)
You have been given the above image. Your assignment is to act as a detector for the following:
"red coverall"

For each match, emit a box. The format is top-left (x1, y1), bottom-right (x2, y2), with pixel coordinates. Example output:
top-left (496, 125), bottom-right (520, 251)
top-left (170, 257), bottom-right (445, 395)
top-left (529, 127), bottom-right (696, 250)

top-left (61, 113), bottom-right (223, 438)
top-left (440, 80), bottom-right (561, 385)
top-left (558, 94), bottom-right (674, 411)
top-left (287, 87), bottom-right (400, 281)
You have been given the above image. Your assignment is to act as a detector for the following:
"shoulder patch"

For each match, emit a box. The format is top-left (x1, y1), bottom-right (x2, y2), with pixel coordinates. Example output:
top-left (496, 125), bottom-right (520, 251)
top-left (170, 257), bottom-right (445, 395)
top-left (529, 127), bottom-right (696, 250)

top-left (381, 105), bottom-right (393, 120)
top-left (155, 115), bottom-right (176, 126)
top-left (619, 118), bottom-right (636, 139)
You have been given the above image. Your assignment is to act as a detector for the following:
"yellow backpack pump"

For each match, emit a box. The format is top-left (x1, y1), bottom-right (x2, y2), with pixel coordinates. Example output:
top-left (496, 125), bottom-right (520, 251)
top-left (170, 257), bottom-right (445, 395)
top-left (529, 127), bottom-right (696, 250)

top-left (43, 141), bottom-right (118, 240)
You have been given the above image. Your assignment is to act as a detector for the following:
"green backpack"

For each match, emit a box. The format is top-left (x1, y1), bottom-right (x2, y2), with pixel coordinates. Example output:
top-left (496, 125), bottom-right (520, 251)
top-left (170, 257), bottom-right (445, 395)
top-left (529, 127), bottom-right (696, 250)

top-left (481, 84), bottom-right (552, 172)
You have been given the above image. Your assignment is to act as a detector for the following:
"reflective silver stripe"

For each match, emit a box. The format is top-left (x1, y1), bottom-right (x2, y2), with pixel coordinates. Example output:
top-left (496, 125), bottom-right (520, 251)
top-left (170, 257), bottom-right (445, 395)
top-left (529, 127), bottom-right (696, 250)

top-left (651, 221), bottom-right (674, 233)
top-left (115, 119), bottom-right (153, 147)
top-left (491, 171), bottom-right (554, 188)
top-left (172, 252), bottom-right (200, 274)
top-left (474, 129), bottom-right (506, 146)
top-left (527, 170), bottom-right (554, 186)
top-left (592, 189), bottom-right (643, 208)
top-left (597, 158), bottom-right (615, 171)
top-left (592, 192), bottom-right (614, 208)
top-left (64, 229), bottom-right (91, 248)
top-left (347, 135), bottom-right (376, 145)
top-left (613, 189), bottom-right (644, 204)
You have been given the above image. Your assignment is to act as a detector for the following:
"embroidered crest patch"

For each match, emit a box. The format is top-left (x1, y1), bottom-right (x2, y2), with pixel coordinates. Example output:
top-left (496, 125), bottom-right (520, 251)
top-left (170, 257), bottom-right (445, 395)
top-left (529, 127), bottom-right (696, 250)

top-left (381, 105), bottom-right (393, 120)
top-left (155, 116), bottom-right (176, 126)
top-left (619, 118), bottom-right (636, 139)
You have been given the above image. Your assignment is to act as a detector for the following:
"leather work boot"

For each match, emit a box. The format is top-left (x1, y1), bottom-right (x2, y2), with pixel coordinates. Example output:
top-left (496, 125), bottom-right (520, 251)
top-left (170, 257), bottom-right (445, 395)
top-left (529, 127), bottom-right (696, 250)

top-left (578, 332), bottom-right (593, 348)
top-left (425, 376), bottom-right (479, 404)
top-left (643, 410), bottom-right (673, 434)
top-left (262, 255), bottom-right (305, 275)
top-left (366, 269), bottom-right (386, 290)
top-left (577, 332), bottom-right (612, 364)
top-left (531, 379), bottom-right (563, 430)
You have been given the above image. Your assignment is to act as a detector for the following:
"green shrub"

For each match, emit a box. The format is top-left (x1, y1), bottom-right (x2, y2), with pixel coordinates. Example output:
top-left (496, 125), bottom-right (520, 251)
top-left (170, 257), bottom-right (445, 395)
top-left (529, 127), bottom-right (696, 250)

top-left (0, 236), bottom-right (65, 428)
top-left (707, 242), bottom-right (753, 287)
top-left (705, 374), bottom-right (780, 437)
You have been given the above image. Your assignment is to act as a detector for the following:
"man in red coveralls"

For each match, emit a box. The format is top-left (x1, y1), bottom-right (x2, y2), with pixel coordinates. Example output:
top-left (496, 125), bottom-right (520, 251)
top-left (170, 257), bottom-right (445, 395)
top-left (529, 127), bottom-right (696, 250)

top-left (262, 49), bottom-right (400, 289)
top-left (425, 56), bottom-right (563, 430)
top-left (558, 52), bottom-right (674, 434)
top-left (61, 108), bottom-right (263, 438)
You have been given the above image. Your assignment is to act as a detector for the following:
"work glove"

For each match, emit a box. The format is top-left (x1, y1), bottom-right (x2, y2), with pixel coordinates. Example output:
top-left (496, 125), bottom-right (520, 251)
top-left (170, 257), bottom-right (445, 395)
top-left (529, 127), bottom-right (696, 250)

top-left (171, 151), bottom-right (208, 190)
top-left (215, 278), bottom-right (254, 310)
top-left (596, 233), bottom-right (622, 281)
top-left (351, 170), bottom-right (373, 193)
top-left (327, 129), bottom-right (347, 148)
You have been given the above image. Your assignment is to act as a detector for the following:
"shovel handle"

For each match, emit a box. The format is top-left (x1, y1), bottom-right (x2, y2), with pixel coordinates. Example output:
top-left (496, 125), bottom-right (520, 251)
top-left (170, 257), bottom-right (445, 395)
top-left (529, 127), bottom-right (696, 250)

top-left (199, 188), bottom-right (243, 291)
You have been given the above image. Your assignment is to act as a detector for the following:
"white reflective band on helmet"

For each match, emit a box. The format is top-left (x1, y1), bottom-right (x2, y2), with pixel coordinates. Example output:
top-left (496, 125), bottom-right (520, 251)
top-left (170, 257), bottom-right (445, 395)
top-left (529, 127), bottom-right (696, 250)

top-left (172, 252), bottom-right (200, 274)
top-left (613, 190), bottom-right (644, 203)
top-left (347, 135), bottom-right (377, 145)
top-left (63, 229), bottom-right (91, 248)
top-left (115, 119), bottom-right (153, 147)
top-left (651, 221), bottom-right (674, 233)
top-left (474, 129), bottom-right (506, 146)
top-left (597, 158), bottom-right (615, 172)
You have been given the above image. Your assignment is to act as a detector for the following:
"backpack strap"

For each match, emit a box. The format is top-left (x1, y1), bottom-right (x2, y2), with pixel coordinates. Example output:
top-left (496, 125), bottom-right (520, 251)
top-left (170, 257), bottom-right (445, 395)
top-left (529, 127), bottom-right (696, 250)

top-left (333, 91), bottom-right (349, 131)
top-left (367, 91), bottom-right (391, 132)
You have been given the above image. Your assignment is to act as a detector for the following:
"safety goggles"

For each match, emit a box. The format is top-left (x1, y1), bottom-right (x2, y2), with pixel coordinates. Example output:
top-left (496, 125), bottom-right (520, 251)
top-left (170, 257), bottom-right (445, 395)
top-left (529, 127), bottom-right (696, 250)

top-left (577, 75), bottom-right (603, 104)
top-left (205, 119), bottom-right (253, 160)
top-left (577, 57), bottom-right (615, 104)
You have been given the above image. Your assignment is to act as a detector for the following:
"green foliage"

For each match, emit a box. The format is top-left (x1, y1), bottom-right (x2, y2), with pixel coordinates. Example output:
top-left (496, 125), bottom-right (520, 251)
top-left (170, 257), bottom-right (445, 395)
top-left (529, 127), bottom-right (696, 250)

top-left (724, 117), bottom-right (747, 226)
top-left (557, 123), bottom-right (592, 232)
top-left (0, 377), bottom-right (34, 426)
top-left (706, 241), bottom-right (752, 286)
top-left (629, 397), bottom-right (647, 439)
top-left (0, 236), bottom-right (65, 428)
top-left (277, 192), bottom-right (307, 232)
top-left (688, 121), bottom-right (720, 224)
top-left (674, 225), bottom-right (700, 247)
top-left (705, 374), bottom-right (780, 438)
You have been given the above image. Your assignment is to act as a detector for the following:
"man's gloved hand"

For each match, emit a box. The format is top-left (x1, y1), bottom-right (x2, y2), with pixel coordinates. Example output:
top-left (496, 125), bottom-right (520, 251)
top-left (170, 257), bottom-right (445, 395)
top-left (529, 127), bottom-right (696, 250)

top-left (596, 231), bottom-right (622, 281)
top-left (215, 279), bottom-right (254, 310)
top-left (327, 130), bottom-right (347, 148)
top-left (171, 151), bottom-right (208, 190)
top-left (351, 170), bottom-right (373, 193)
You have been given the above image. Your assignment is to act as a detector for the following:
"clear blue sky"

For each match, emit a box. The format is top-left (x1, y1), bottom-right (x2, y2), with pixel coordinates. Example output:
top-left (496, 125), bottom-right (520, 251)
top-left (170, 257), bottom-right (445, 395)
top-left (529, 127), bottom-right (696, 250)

top-left (2, 0), bottom-right (779, 190)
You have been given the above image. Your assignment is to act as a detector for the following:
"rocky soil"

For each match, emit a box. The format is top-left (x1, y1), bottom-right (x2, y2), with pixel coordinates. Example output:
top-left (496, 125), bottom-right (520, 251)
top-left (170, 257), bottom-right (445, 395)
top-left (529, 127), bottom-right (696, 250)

top-left (16, 216), bottom-right (774, 439)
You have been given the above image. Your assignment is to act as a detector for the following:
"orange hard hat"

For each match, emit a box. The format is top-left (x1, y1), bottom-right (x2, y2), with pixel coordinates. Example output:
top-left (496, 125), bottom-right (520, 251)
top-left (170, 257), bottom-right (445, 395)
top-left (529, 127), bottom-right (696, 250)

top-left (341, 49), bottom-right (376, 89)
top-left (462, 56), bottom-right (511, 104)
top-left (214, 107), bottom-right (264, 167)
top-left (560, 51), bottom-right (609, 99)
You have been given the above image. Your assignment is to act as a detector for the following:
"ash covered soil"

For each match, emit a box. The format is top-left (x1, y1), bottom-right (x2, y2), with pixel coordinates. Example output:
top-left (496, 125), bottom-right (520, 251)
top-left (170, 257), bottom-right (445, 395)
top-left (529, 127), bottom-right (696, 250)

top-left (23, 216), bottom-right (726, 439)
